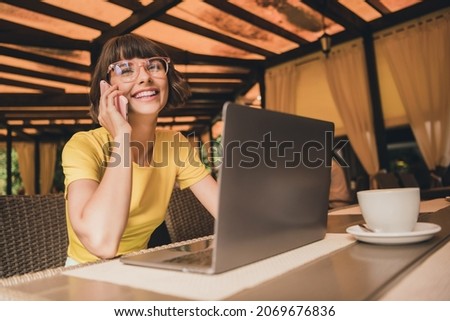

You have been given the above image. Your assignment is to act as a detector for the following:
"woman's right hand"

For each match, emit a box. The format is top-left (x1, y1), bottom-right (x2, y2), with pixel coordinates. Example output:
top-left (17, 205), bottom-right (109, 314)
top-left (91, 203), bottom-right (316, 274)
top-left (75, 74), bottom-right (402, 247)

top-left (98, 80), bottom-right (131, 138)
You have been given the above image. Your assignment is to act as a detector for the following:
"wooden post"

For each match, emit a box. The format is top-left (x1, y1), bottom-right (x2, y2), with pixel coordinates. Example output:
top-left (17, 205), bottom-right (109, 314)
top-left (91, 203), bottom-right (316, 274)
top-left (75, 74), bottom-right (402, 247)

top-left (6, 126), bottom-right (12, 195)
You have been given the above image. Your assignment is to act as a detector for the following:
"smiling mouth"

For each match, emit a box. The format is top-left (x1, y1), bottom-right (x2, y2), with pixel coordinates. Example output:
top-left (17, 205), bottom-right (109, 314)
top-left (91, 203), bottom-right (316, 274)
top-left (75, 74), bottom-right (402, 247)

top-left (133, 90), bottom-right (158, 99)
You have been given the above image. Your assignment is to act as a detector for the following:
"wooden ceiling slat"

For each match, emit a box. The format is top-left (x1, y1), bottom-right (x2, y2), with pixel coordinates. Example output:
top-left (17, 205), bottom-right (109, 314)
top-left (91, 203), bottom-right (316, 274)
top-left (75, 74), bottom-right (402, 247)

top-left (160, 107), bottom-right (222, 118)
top-left (0, 95), bottom-right (225, 114)
top-left (369, 0), bottom-right (450, 32)
top-left (366, 0), bottom-right (392, 15)
top-left (147, 38), bottom-right (263, 69)
top-left (183, 102), bottom-right (226, 108)
top-left (0, 65), bottom-right (89, 86)
top-left (8, 124), bottom-right (94, 129)
top-left (108, 0), bottom-right (145, 11)
top-left (183, 72), bottom-right (248, 79)
top-left (2, 0), bottom-right (111, 31)
top-left (188, 92), bottom-right (234, 101)
top-left (94, 0), bottom-right (182, 45)
top-left (0, 93), bottom-right (89, 107)
top-left (0, 78), bottom-right (65, 93)
top-left (189, 82), bottom-right (241, 89)
top-left (156, 120), bottom-right (211, 127)
top-left (302, 0), bottom-right (367, 34)
top-left (156, 14), bottom-right (275, 57)
top-left (0, 20), bottom-right (91, 51)
top-left (204, 0), bottom-right (310, 45)
top-left (266, 27), bottom-right (355, 68)
top-left (165, 48), bottom-right (262, 67)
top-left (0, 45), bottom-right (91, 73)
top-left (3, 112), bottom-right (90, 120)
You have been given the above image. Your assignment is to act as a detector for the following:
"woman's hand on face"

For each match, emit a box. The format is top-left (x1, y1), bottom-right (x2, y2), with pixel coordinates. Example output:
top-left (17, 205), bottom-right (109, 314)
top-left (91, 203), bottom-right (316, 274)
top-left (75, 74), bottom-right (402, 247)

top-left (98, 80), bottom-right (131, 138)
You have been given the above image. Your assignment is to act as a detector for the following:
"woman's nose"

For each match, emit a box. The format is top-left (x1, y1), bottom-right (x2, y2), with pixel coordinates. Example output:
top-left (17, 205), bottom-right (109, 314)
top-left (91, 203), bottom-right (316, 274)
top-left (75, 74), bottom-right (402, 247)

top-left (137, 65), bottom-right (154, 83)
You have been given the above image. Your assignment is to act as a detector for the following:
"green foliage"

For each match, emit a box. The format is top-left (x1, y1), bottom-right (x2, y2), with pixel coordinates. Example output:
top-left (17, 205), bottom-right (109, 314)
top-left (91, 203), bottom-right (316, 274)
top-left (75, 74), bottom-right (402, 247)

top-left (0, 148), bottom-right (24, 195)
top-left (53, 143), bottom-right (65, 193)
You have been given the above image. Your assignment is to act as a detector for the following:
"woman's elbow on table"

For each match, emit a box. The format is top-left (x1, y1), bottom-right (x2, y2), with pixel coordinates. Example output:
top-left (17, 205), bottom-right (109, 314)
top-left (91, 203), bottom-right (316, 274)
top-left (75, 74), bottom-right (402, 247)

top-left (79, 232), bottom-right (121, 259)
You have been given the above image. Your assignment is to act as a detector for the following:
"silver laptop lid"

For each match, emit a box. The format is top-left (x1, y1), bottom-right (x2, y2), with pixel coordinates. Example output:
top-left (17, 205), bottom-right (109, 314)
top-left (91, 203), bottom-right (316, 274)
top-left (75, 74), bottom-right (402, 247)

top-left (212, 102), bottom-right (333, 273)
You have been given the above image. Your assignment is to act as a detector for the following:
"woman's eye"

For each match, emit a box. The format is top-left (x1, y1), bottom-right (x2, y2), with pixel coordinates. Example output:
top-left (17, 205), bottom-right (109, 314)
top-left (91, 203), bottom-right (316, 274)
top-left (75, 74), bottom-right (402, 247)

top-left (147, 63), bottom-right (160, 71)
top-left (120, 67), bottom-right (134, 75)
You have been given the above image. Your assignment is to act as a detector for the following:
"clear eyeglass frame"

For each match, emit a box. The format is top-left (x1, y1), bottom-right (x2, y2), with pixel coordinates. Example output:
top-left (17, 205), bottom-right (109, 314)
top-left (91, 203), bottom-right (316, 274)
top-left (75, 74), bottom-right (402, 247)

top-left (107, 57), bottom-right (170, 82)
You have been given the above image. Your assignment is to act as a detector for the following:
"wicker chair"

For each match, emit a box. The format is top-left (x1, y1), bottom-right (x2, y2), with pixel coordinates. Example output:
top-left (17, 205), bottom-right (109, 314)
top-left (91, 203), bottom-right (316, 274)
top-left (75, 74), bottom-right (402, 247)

top-left (398, 173), bottom-right (420, 188)
top-left (374, 172), bottom-right (401, 189)
top-left (164, 187), bottom-right (215, 243)
top-left (0, 193), bottom-right (68, 278)
top-left (0, 189), bottom-right (213, 278)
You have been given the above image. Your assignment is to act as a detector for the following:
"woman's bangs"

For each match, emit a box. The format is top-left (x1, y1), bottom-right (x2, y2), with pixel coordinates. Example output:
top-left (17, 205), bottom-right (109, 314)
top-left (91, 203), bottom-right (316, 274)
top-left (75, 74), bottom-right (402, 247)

top-left (116, 37), bottom-right (161, 61)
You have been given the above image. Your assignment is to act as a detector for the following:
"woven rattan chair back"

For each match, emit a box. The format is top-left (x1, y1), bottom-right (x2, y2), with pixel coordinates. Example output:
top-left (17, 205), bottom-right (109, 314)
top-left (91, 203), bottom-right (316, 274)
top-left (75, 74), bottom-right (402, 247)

top-left (0, 193), bottom-right (68, 278)
top-left (164, 187), bottom-right (215, 243)
top-left (374, 172), bottom-right (401, 189)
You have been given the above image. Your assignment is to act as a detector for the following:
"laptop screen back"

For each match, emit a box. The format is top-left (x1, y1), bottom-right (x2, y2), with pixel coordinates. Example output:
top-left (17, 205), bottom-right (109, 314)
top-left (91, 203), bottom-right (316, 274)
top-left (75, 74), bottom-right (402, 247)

top-left (212, 102), bottom-right (333, 273)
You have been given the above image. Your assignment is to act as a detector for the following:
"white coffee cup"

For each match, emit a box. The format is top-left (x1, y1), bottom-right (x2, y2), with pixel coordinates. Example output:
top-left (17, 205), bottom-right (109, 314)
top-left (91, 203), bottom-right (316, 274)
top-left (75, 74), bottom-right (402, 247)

top-left (356, 187), bottom-right (420, 233)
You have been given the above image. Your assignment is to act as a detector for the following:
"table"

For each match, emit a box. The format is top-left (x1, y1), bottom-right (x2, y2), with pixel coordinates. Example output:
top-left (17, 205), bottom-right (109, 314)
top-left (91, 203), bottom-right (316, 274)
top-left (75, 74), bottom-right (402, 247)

top-left (1, 200), bottom-right (449, 300)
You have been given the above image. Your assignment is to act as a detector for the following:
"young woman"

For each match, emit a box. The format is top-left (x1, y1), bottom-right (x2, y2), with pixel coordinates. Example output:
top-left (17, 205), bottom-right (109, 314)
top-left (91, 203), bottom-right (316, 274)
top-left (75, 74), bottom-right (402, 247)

top-left (62, 34), bottom-right (218, 265)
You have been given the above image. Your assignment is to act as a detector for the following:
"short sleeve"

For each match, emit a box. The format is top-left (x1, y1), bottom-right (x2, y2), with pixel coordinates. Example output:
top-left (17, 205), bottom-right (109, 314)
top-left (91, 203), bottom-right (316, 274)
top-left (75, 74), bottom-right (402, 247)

top-left (62, 131), bottom-right (107, 193)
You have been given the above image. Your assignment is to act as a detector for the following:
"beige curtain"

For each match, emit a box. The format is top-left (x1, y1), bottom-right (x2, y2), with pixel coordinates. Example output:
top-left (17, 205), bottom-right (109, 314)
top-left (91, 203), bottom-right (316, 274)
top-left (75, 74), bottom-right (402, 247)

top-left (40, 142), bottom-right (57, 194)
top-left (323, 41), bottom-right (380, 179)
top-left (14, 142), bottom-right (58, 195)
top-left (264, 63), bottom-right (298, 114)
top-left (14, 142), bottom-right (35, 195)
top-left (378, 13), bottom-right (450, 170)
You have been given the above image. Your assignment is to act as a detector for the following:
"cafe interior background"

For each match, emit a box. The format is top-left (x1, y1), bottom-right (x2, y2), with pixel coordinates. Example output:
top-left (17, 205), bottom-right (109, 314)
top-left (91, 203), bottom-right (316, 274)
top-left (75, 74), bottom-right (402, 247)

top-left (0, 0), bottom-right (449, 200)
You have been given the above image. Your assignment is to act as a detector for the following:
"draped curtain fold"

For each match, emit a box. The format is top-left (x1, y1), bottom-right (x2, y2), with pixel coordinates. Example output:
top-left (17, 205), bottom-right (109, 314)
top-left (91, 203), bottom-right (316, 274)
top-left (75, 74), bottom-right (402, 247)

top-left (13, 142), bottom-right (58, 195)
top-left (264, 63), bottom-right (298, 114)
top-left (14, 142), bottom-right (35, 195)
top-left (323, 42), bottom-right (380, 179)
top-left (377, 14), bottom-right (450, 170)
top-left (40, 143), bottom-right (57, 194)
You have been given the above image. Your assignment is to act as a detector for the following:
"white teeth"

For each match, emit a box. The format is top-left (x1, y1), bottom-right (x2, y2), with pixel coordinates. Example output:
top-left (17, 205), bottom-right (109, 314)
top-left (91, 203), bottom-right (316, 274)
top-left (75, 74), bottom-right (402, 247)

top-left (134, 90), bottom-right (156, 98)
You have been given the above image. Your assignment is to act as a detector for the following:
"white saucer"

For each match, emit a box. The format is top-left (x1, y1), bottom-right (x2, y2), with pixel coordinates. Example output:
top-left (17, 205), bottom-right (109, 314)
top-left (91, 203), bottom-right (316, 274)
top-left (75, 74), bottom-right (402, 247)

top-left (346, 222), bottom-right (441, 245)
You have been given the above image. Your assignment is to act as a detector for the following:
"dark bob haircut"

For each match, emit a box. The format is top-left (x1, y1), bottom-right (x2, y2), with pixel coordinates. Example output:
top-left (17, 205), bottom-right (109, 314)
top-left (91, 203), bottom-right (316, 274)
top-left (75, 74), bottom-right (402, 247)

top-left (89, 33), bottom-right (190, 123)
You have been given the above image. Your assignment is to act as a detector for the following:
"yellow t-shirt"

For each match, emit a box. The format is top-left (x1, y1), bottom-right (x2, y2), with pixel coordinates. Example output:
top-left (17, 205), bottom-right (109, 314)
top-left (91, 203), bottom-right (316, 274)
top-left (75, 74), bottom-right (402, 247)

top-left (62, 127), bottom-right (209, 263)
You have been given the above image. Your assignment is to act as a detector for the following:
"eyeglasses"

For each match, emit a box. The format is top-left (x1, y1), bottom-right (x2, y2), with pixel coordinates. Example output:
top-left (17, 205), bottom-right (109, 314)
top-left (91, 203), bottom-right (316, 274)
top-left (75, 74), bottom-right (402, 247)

top-left (107, 57), bottom-right (170, 82)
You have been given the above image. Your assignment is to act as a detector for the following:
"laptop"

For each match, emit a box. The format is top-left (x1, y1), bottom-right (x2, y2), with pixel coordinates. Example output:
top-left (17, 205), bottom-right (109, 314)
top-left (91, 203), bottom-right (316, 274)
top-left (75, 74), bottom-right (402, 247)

top-left (120, 102), bottom-right (334, 274)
